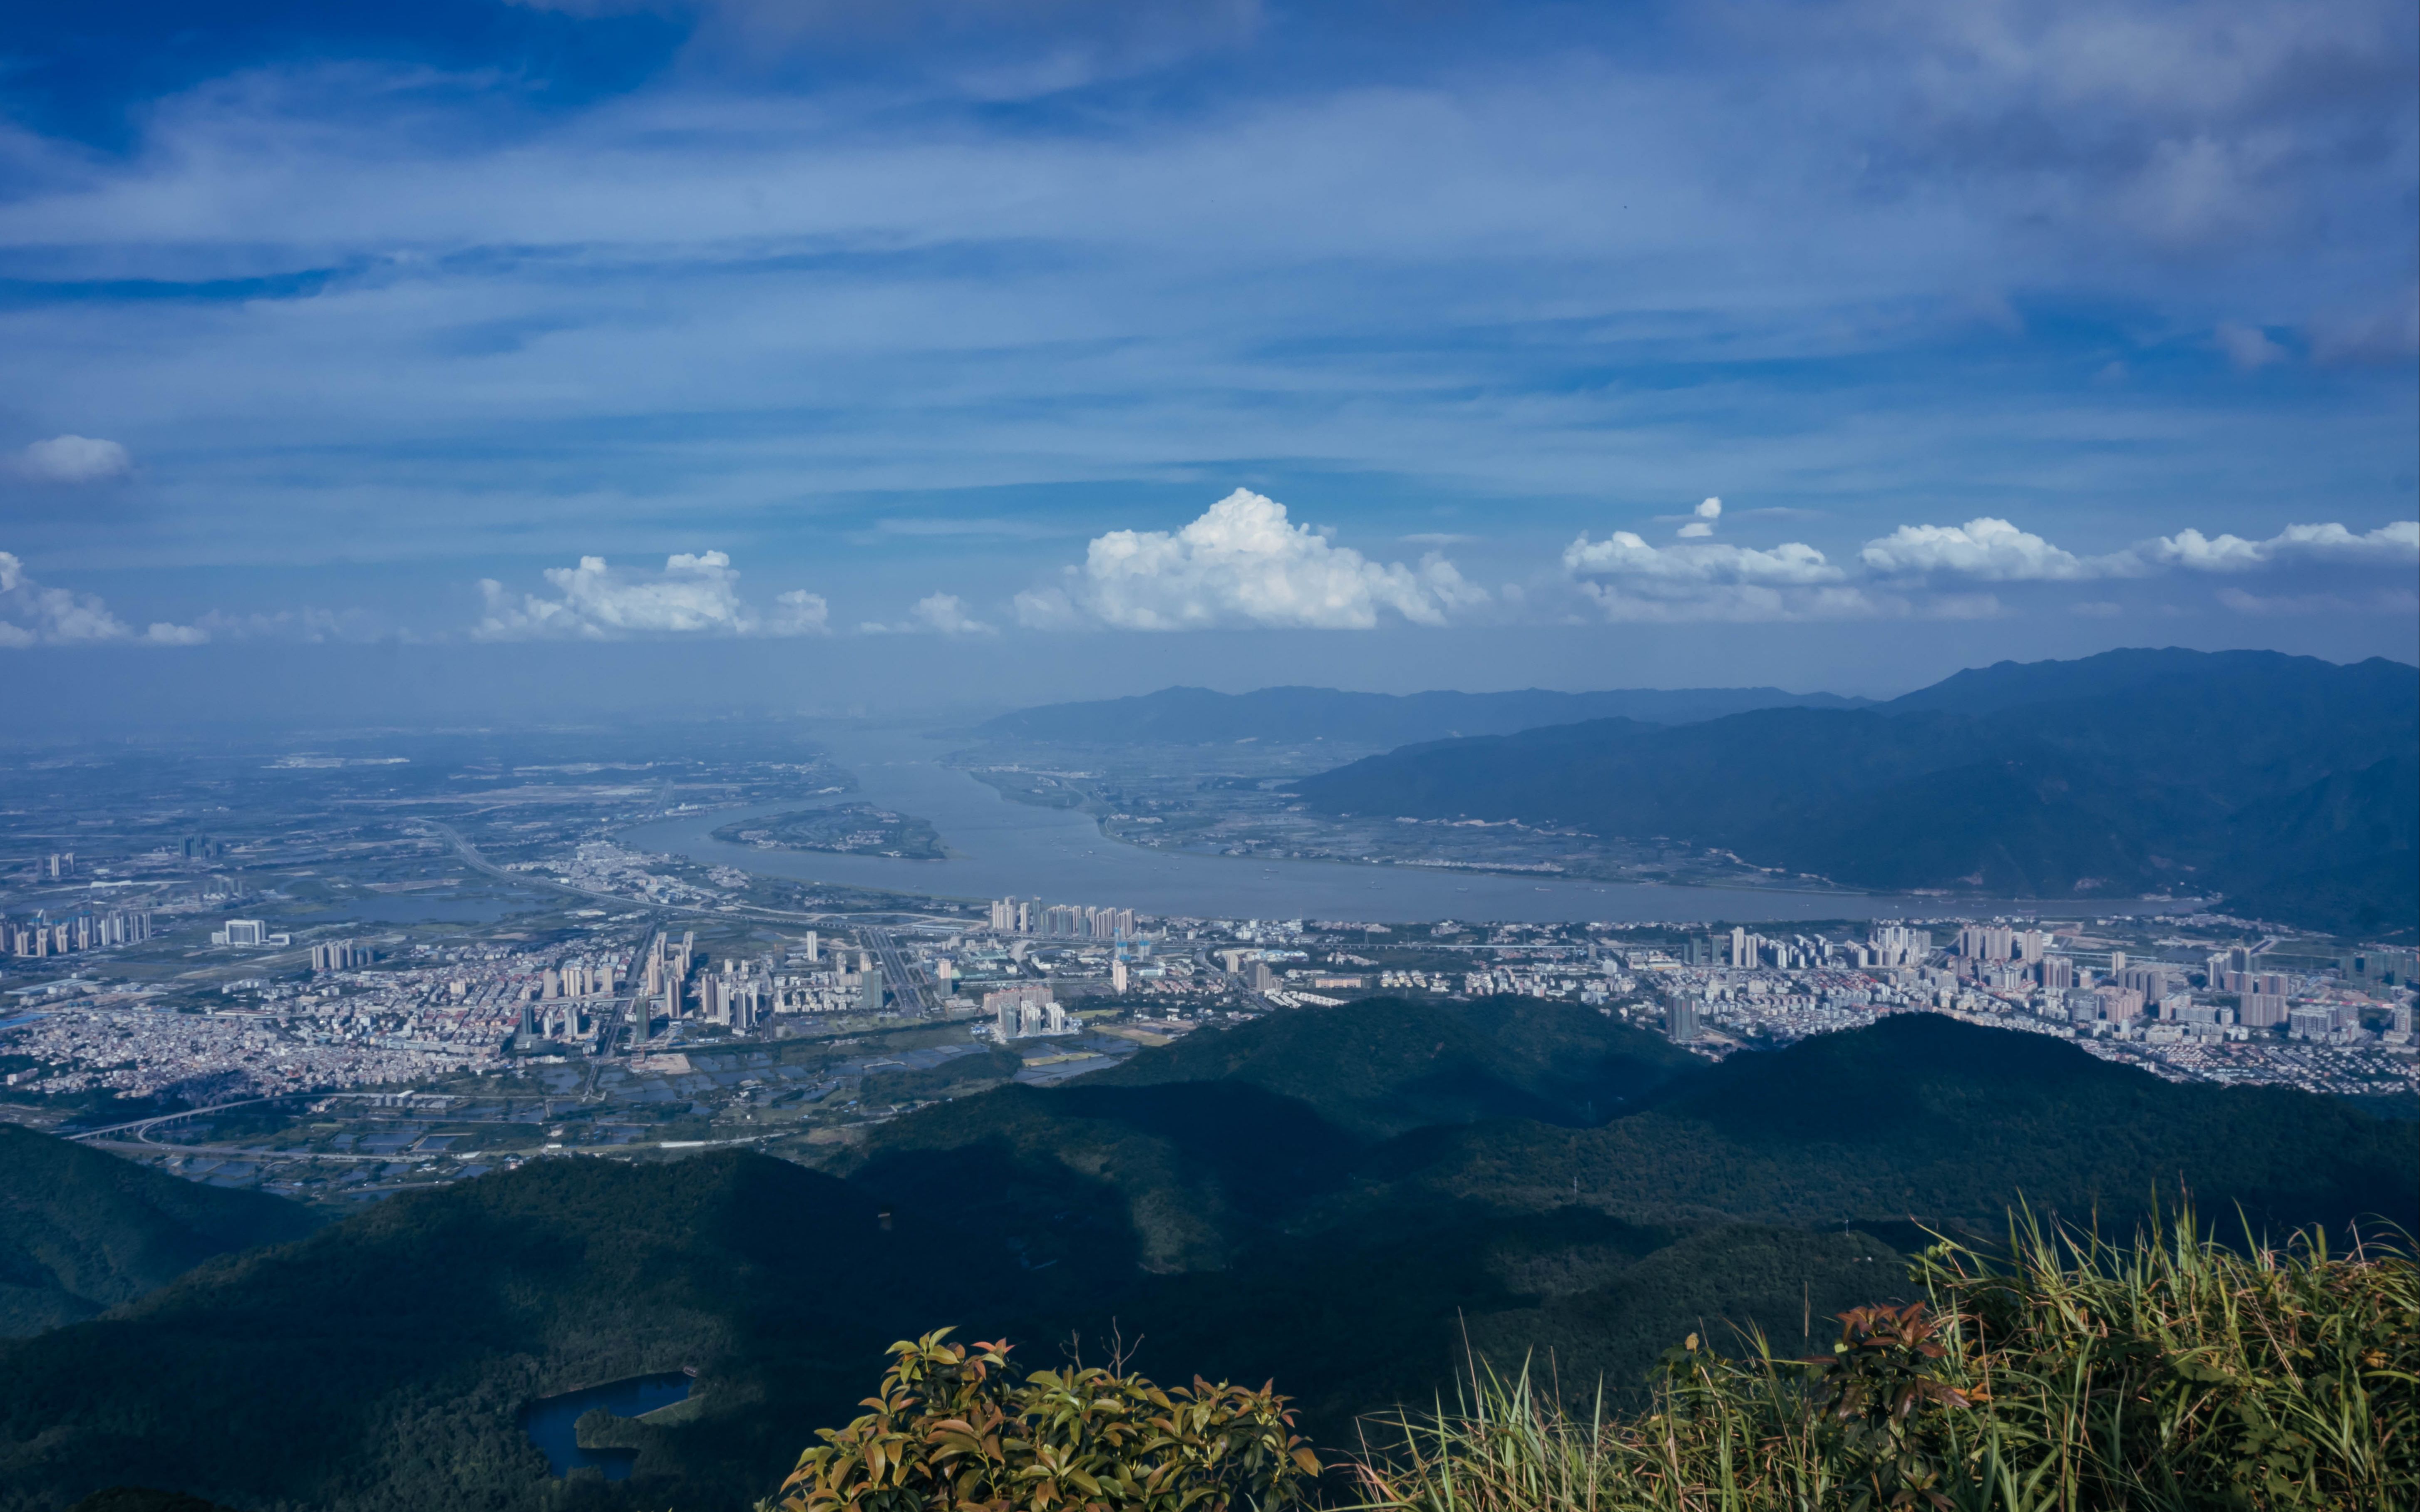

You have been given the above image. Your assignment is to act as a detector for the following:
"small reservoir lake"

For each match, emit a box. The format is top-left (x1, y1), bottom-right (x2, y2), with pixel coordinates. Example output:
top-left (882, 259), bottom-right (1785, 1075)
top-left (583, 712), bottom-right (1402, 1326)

top-left (624, 727), bottom-right (2152, 925)
top-left (521, 1372), bottom-right (692, 1480)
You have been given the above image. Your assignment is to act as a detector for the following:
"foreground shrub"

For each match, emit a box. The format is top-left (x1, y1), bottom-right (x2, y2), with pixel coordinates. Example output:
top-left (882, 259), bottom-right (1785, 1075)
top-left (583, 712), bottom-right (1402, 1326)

top-left (764, 1330), bottom-right (1321, 1512)
top-left (1348, 1210), bottom-right (2416, 1511)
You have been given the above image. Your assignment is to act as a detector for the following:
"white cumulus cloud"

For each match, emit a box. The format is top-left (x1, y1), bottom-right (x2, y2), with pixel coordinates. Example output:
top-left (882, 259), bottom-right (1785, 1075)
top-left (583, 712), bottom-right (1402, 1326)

top-left (1560, 530), bottom-right (1884, 621)
top-left (1564, 531), bottom-right (1842, 585)
top-left (1676, 496), bottom-right (1722, 538)
top-left (1563, 508), bottom-right (2418, 623)
top-left (1043, 488), bottom-right (1485, 631)
top-left (1852, 515), bottom-right (2417, 589)
top-left (2152, 520), bottom-right (2420, 572)
top-left (911, 593), bottom-right (993, 635)
top-left (1858, 516), bottom-right (2142, 581)
top-left (769, 589), bottom-right (831, 636)
top-left (474, 550), bottom-right (830, 640)
top-left (0, 550), bottom-right (206, 646)
top-left (14, 435), bottom-right (133, 484)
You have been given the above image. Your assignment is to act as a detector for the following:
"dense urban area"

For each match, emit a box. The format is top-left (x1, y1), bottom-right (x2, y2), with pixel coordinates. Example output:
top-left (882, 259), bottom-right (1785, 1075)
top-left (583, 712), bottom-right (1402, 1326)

top-left (2, 731), bottom-right (2411, 1211)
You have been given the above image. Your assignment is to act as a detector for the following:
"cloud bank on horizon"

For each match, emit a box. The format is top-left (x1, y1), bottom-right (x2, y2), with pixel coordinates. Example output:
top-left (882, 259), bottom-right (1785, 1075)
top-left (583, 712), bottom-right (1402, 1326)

top-left (0, 551), bottom-right (202, 647)
top-left (9, 494), bottom-right (2412, 646)
top-left (0, 0), bottom-right (2410, 677)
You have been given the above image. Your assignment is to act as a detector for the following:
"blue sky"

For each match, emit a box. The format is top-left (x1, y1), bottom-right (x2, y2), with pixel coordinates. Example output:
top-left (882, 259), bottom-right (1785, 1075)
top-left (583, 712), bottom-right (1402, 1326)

top-left (0, 0), bottom-right (2414, 719)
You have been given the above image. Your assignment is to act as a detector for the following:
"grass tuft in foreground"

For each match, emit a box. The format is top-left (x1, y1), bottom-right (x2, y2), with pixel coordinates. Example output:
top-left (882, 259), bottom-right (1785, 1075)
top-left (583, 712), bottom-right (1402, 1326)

top-left (1348, 1209), bottom-right (2415, 1512)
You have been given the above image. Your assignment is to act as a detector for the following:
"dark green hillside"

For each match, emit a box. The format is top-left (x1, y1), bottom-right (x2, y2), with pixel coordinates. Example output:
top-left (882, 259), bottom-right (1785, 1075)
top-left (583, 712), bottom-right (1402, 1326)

top-left (1360, 1014), bottom-right (2418, 1234)
top-left (0, 1153), bottom-right (967, 1512)
top-left (1, 1004), bottom-right (2411, 1511)
top-left (2212, 753), bottom-right (2420, 934)
top-left (847, 1079), bottom-right (1363, 1272)
top-left (1056, 1213), bottom-right (1909, 1433)
top-left (1294, 649), bottom-right (2418, 929)
top-left (0, 1123), bottom-right (320, 1337)
top-left (1462, 1222), bottom-right (1909, 1397)
top-left (1084, 995), bottom-right (1702, 1137)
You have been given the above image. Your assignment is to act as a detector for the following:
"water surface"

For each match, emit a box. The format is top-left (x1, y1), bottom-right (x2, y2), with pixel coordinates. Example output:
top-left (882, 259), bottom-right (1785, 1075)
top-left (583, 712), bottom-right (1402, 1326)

top-left (625, 728), bottom-right (2149, 926)
top-left (521, 1372), bottom-right (692, 1480)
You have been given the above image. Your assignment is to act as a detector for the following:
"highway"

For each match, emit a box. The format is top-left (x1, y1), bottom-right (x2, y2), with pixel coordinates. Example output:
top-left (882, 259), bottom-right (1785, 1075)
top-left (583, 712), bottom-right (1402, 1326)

top-left (67, 1088), bottom-right (437, 1145)
top-left (859, 926), bottom-right (941, 1016)
top-left (66, 1093), bottom-right (296, 1143)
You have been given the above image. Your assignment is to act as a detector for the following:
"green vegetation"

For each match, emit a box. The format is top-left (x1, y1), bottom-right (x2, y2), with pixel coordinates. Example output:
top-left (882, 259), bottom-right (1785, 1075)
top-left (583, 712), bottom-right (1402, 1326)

top-left (1084, 996), bottom-right (1701, 1137)
top-left (1373, 1011), bottom-right (2415, 1236)
top-left (0, 1123), bottom-right (320, 1336)
top-left (1293, 649), bottom-right (2418, 932)
top-left (1348, 1212), bottom-right (2415, 1511)
top-left (713, 803), bottom-right (948, 860)
top-left (0, 1001), bottom-right (2410, 1510)
top-left (762, 1330), bottom-right (1320, 1512)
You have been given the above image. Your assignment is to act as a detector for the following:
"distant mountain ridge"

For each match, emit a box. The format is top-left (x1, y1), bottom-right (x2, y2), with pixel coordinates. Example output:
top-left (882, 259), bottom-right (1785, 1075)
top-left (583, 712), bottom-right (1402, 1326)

top-left (971, 684), bottom-right (1871, 746)
top-left (1290, 649), bottom-right (2419, 931)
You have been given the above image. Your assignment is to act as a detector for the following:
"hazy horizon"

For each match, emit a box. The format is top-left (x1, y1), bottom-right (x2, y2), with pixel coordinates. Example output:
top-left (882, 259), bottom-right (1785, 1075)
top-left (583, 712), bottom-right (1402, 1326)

top-left (5, 637), bottom-right (2415, 744)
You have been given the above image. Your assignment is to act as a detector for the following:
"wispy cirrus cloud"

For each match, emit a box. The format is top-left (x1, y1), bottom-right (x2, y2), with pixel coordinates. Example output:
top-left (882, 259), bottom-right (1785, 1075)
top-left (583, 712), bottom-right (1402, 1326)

top-left (861, 592), bottom-right (997, 635)
top-left (2216, 585), bottom-right (2420, 616)
top-left (191, 605), bottom-right (392, 642)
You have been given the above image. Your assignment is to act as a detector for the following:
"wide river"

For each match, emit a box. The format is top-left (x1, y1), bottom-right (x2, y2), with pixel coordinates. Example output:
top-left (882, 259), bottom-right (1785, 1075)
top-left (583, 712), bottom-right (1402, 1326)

top-left (621, 727), bottom-right (2138, 927)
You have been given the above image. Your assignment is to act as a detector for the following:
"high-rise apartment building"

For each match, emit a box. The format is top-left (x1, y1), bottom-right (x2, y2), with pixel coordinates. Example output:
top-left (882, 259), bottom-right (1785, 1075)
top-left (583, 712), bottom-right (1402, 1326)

top-left (1868, 926), bottom-right (1929, 967)
top-left (308, 940), bottom-right (370, 972)
top-left (1956, 925), bottom-right (2018, 960)
top-left (985, 983), bottom-right (1065, 1039)
top-left (2115, 965), bottom-right (2172, 1001)
top-left (2239, 992), bottom-right (2289, 1029)
top-left (1667, 996), bottom-right (1700, 1043)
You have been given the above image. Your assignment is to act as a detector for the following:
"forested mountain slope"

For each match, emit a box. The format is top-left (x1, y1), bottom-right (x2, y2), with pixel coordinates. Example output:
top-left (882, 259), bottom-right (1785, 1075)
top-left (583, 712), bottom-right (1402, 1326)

top-left (1292, 649), bottom-right (2418, 930)
top-left (2, 1002), bottom-right (2410, 1511)
top-left (0, 1123), bottom-right (320, 1337)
